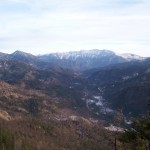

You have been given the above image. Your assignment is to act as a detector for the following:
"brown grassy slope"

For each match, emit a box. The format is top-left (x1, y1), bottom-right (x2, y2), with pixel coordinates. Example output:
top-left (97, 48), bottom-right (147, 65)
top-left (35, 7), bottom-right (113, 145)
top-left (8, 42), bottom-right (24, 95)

top-left (0, 117), bottom-right (115, 150)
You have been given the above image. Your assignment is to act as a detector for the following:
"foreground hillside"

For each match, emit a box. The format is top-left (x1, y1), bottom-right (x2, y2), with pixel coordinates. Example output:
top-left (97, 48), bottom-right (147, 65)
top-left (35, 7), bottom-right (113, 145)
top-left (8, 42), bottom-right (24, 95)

top-left (0, 78), bottom-right (116, 150)
top-left (0, 69), bottom-right (115, 149)
top-left (0, 117), bottom-right (116, 150)
top-left (0, 75), bottom-right (117, 150)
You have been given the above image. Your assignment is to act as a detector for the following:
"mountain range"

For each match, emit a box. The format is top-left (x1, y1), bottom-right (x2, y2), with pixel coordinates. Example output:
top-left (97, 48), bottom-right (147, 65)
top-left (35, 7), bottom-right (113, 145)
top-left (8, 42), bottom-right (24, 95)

top-left (38, 49), bottom-right (144, 70)
top-left (0, 49), bottom-right (149, 118)
top-left (0, 49), bottom-right (144, 71)
top-left (1, 49), bottom-right (150, 149)
top-left (0, 50), bottom-right (149, 118)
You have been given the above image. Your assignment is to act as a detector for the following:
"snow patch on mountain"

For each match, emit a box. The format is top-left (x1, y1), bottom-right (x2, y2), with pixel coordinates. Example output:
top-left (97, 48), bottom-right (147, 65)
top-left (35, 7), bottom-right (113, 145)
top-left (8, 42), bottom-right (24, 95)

top-left (47, 49), bottom-right (115, 60)
top-left (118, 53), bottom-right (144, 61)
top-left (122, 73), bottom-right (139, 81)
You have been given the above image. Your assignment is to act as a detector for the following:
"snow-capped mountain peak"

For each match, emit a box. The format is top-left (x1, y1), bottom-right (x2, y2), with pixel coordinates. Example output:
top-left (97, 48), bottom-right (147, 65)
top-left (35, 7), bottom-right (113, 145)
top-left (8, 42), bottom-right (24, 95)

top-left (118, 53), bottom-right (145, 61)
top-left (38, 49), bottom-right (125, 70)
top-left (45, 49), bottom-right (115, 60)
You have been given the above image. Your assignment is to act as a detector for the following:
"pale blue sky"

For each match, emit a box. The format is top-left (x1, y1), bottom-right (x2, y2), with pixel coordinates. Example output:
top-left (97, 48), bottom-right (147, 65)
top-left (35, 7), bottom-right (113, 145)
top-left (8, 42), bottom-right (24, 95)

top-left (0, 0), bottom-right (150, 56)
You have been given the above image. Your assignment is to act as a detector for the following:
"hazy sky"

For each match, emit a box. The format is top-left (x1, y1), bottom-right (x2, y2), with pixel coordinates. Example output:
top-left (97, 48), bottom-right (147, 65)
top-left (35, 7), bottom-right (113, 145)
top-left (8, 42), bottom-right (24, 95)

top-left (0, 0), bottom-right (150, 56)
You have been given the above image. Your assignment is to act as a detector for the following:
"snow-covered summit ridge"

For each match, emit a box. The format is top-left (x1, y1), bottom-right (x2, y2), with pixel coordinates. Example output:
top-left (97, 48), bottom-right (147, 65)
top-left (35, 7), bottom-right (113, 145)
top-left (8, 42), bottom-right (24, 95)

top-left (42, 49), bottom-right (144, 61)
top-left (117, 53), bottom-right (145, 61)
top-left (44, 49), bottom-right (116, 60)
top-left (8, 50), bottom-right (144, 62)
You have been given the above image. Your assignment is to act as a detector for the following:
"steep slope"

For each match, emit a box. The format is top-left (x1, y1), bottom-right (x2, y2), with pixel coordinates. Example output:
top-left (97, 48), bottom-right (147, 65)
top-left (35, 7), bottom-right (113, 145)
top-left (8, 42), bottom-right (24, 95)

top-left (0, 59), bottom-right (87, 117)
top-left (88, 58), bottom-right (150, 116)
top-left (0, 59), bottom-right (74, 86)
top-left (0, 80), bottom-right (53, 119)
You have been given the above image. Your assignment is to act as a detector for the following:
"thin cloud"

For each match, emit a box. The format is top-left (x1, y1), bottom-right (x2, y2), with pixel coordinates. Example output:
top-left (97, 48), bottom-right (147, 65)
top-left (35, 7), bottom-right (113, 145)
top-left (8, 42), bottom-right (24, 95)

top-left (0, 0), bottom-right (150, 56)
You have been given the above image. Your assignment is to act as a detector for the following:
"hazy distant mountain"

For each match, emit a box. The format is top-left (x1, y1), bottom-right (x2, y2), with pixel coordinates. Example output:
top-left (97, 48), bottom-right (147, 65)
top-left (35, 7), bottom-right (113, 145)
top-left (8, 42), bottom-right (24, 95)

top-left (38, 49), bottom-right (144, 70)
top-left (38, 49), bottom-right (123, 70)
top-left (117, 53), bottom-right (144, 61)
top-left (2, 50), bottom-right (57, 70)
top-left (0, 50), bottom-right (144, 71)
top-left (0, 52), bottom-right (7, 58)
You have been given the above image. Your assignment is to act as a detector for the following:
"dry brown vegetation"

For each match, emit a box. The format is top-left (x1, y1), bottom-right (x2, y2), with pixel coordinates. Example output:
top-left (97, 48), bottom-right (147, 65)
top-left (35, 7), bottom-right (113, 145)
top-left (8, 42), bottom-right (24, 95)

top-left (0, 117), bottom-right (117, 150)
top-left (0, 79), bottom-right (116, 149)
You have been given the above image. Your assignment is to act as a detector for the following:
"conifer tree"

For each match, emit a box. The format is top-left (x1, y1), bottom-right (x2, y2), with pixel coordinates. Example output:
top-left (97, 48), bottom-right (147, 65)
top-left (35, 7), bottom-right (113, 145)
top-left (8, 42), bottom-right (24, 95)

top-left (119, 98), bottom-right (150, 150)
